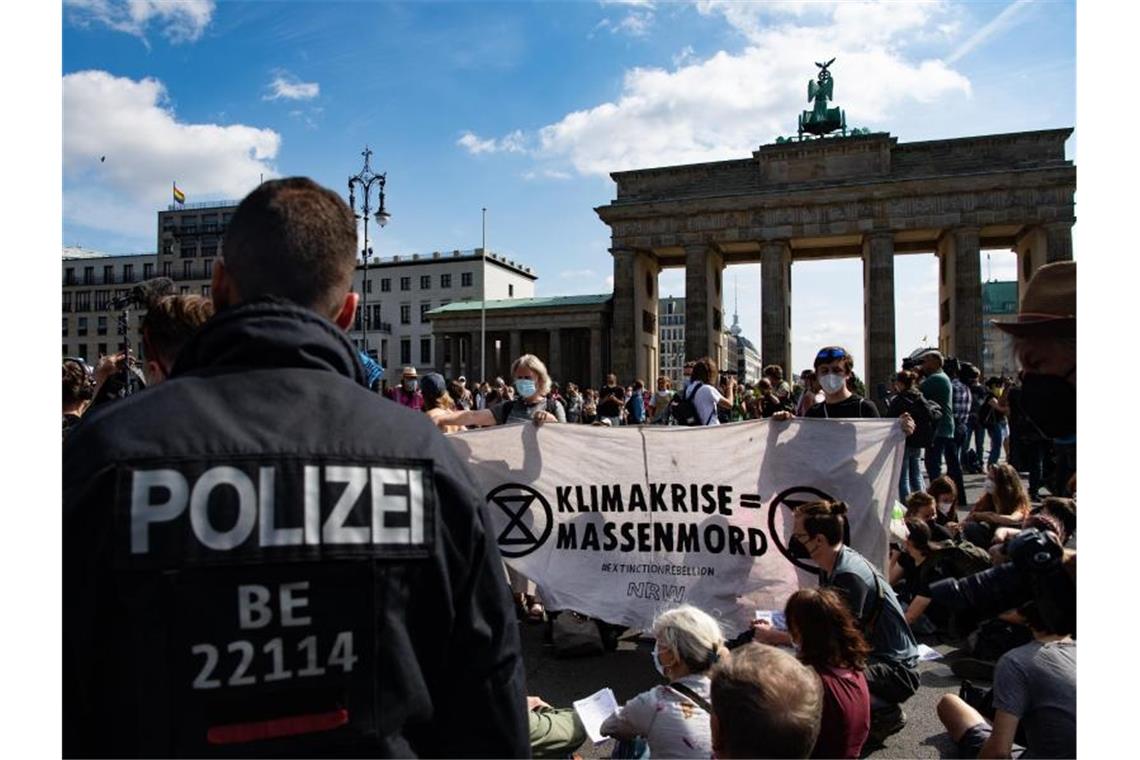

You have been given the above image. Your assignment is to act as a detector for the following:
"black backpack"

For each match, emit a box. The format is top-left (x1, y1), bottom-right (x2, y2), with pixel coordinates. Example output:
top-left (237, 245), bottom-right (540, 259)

top-left (895, 391), bottom-right (942, 448)
top-left (928, 537), bottom-right (993, 579)
top-left (671, 382), bottom-right (711, 426)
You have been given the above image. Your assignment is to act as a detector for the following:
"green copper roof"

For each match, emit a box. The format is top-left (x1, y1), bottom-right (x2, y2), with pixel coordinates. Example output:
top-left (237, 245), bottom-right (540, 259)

top-left (982, 280), bottom-right (1018, 315)
top-left (427, 294), bottom-right (611, 315)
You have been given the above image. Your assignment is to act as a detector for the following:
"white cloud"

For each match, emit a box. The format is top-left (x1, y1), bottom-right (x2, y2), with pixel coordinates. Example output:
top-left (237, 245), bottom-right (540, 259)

top-left (264, 73), bottom-right (320, 101)
top-left (595, 0), bottom-right (656, 38)
top-left (522, 168), bottom-right (573, 181)
top-left (484, 1), bottom-right (972, 177)
top-left (63, 70), bottom-right (279, 239)
top-left (457, 129), bottom-right (528, 156)
top-left (64, 0), bottom-right (215, 44)
top-left (946, 0), bottom-right (1035, 64)
top-left (672, 45), bottom-right (696, 68)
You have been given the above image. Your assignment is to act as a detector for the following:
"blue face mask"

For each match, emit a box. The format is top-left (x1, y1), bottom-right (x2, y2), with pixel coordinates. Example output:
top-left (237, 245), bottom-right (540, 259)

top-left (514, 378), bottom-right (537, 398)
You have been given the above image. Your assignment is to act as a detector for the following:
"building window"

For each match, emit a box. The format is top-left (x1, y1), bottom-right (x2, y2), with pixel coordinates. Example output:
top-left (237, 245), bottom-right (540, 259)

top-left (163, 262), bottom-right (172, 277)
top-left (78, 317), bottom-right (88, 336)
top-left (103, 265), bottom-right (114, 284)
top-left (420, 275), bottom-right (431, 290)
top-left (76, 292), bottom-right (91, 311)
top-left (400, 339), bottom-right (411, 365)
top-left (204, 260), bottom-right (213, 278)
top-left (183, 260), bottom-right (193, 279)
top-left (63, 317), bottom-right (68, 337)
top-left (381, 278), bottom-right (391, 292)
top-left (420, 338), bottom-right (431, 364)
top-left (83, 266), bottom-right (94, 284)
top-left (78, 345), bottom-right (88, 361)
top-left (180, 286), bottom-right (190, 295)
top-left (400, 276), bottom-right (411, 291)
top-left (419, 302), bottom-right (431, 322)
top-left (123, 264), bottom-right (135, 282)
top-left (63, 293), bottom-right (72, 312)
top-left (355, 305), bottom-right (363, 329)
top-left (508, 284), bottom-right (514, 297)
top-left (97, 316), bottom-right (108, 336)
top-left (143, 262), bottom-right (154, 279)
top-left (461, 272), bottom-right (473, 287)
top-left (441, 273), bottom-right (452, 288)
top-left (371, 304), bottom-right (382, 328)
top-left (400, 304), bottom-right (411, 324)
top-left (98, 343), bottom-right (108, 356)
top-left (95, 290), bottom-right (110, 310)
top-left (63, 344), bottom-right (68, 356)
top-left (201, 285), bottom-right (211, 297)
top-left (365, 279), bottom-right (373, 294)
top-left (65, 267), bottom-right (76, 285)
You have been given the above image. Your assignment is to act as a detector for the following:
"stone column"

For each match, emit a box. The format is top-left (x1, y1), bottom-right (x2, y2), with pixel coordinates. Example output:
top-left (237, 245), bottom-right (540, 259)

top-left (1043, 221), bottom-right (1074, 263)
top-left (760, 239), bottom-right (791, 376)
top-left (684, 244), bottom-right (724, 364)
top-left (470, 331), bottom-right (484, 383)
top-left (509, 330), bottom-right (522, 364)
top-left (589, 326), bottom-right (604, 387)
top-left (936, 227), bottom-right (982, 367)
top-left (434, 332), bottom-right (447, 376)
top-left (610, 248), bottom-right (637, 383)
top-left (548, 328), bottom-right (562, 384)
top-left (862, 232), bottom-right (896, 408)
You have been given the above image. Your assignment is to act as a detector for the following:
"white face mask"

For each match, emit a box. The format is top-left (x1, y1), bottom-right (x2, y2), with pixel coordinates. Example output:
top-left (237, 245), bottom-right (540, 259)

top-left (984, 479), bottom-right (995, 494)
top-left (819, 373), bottom-right (846, 394)
top-left (938, 499), bottom-right (954, 514)
top-left (652, 647), bottom-right (667, 677)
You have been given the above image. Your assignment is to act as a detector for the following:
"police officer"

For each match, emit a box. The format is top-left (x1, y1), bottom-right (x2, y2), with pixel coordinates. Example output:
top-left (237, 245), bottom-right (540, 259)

top-left (63, 178), bottom-right (528, 757)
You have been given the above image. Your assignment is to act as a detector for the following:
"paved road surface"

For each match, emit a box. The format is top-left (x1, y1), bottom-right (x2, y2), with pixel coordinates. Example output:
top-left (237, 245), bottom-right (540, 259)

top-left (521, 469), bottom-right (1009, 758)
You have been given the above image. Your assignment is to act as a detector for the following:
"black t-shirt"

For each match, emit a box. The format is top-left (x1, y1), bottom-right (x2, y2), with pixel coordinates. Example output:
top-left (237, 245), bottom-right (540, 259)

top-left (805, 395), bottom-right (880, 419)
top-left (597, 385), bottom-right (625, 416)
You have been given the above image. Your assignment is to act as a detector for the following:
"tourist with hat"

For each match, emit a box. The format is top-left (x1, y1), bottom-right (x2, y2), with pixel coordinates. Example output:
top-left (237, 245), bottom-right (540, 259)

top-left (388, 365), bottom-right (425, 410)
top-left (991, 261), bottom-right (1076, 497)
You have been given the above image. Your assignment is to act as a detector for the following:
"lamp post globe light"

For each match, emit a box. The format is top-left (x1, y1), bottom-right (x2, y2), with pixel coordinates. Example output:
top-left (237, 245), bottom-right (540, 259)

top-left (347, 146), bottom-right (390, 361)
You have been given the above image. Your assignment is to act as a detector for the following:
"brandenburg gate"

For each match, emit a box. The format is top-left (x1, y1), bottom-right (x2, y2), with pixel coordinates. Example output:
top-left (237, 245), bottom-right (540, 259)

top-left (595, 127), bottom-right (1075, 391)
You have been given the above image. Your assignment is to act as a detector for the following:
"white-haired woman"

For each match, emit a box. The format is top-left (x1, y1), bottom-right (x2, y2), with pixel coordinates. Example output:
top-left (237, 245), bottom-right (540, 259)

top-left (601, 605), bottom-right (727, 758)
top-left (441, 353), bottom-right (565, 427)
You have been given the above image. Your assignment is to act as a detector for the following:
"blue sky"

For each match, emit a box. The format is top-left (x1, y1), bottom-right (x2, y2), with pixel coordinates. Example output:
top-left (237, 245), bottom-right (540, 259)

top-left (61, 0), bottom-right (1075, 378)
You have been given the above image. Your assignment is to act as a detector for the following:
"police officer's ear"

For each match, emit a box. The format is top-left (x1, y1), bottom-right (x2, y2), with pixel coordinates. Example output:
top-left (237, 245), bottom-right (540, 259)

top-left (332, 290), bottom-right (359, 331)
top-left (211, 258), bottom-right (237, 310)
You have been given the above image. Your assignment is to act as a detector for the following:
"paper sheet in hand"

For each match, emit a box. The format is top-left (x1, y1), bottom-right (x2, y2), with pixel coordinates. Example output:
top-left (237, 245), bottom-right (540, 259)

top-left (754, 610), bottom-right (788, 630)
top-left (573, 687), bottom-right (619, 744)
top-left (917, 644), bottom-right (943, 661)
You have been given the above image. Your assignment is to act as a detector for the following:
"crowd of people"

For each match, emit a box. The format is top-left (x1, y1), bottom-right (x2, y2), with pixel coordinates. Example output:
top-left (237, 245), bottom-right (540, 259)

top-left (62, 177), bottom-right (1076, 758)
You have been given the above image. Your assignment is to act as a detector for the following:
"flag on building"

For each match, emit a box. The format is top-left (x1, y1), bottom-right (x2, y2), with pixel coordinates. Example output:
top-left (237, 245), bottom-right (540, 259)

top-left (173, 182), bottom-right (186, 205)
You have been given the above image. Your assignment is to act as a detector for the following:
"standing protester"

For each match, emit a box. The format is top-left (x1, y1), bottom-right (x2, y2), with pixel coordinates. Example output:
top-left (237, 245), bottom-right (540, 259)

top-left (795, 369), bottom-right (824, 417)
top-left (648, 376), bottom-right (675, 424)
top-left (388, 365), bottom-right (424, 410)
top-left (886, 370), bottom-right (931, 500)
top-left (946, 358), bottom-right (972, 473)
top-left (753, 501), bottom-right (920, 746)
top-left (626, 378), bottom-right (647, 424)
top-left (62, 178), bottom-right (528, 757)
top-left (805, 347), bottom-right (881, 419)
top-left (62, 360), bottom-right (95, 438)
top-left (979, 377), bottom-right (1009, 467)
top-left (597, 372), bottom-right (626, 427)
top-left (677, 356), bottom-right (735, 426)
top-left (421, 372), bottom-right (462, 434)
top-left (564, 382), bottom-right (583, 424)
top-left (917, 349), bottom-right (968, 507)
top-left (961, 362), bottom-right (988, 473)
top-left (1005, 379), bottom-right (1048, 500)
top-left (763, 364), bottom-right (792, 406)
top-left (443, 354), bottom-right (565, 428)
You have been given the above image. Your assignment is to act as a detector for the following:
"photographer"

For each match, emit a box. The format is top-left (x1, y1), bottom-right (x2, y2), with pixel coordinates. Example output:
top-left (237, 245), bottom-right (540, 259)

top-left (139, 294), bottom-right (215, 385)
top-left (62, 359), bottom-right (94, 438)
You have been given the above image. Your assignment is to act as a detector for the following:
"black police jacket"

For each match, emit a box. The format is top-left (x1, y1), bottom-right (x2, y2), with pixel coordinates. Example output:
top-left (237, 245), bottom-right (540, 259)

top-left (62, 299), bottom-right (528, 758)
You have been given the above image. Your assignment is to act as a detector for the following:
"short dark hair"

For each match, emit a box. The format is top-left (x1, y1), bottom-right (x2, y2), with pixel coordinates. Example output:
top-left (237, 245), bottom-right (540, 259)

top-left (692, 356), bottom-right (717, 384)
top-left (222, 177), bottom-right (357, 317)
top-left (763, 364), bottom-right (783, 380)
top-left (142, 294), bottom-right (214, 367)
top-left (895, 370), bottom-right (917, 389)
top-left (904, 491), bottom-right (935, 518)
top-left (710, 643), bottom-right (823, 759)
top-left (63, 361), bottom-right (93, 406)
top-left (794, 500), bottom-right (847, 546)
top-left (928, 475), bottom-right (958, 504)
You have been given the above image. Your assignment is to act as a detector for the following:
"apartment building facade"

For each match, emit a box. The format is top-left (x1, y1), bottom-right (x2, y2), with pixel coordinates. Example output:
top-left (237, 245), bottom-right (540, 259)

top-left (62, 247), bottom-right (157, 362)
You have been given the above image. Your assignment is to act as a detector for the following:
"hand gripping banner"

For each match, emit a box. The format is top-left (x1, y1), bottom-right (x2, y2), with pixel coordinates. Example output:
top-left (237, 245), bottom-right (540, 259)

top-left (447, 418), bottom-right (904, 631)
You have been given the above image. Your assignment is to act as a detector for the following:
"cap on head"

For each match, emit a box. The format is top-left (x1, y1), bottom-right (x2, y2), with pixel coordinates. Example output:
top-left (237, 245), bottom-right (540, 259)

top-left (401, 366), bottom-right (418, 379)
top-left (993, 261), bottom-right (1076, 337)
top-left (909, 347), bottom-right (942, 363)
top-left (419, 372), bottom-right (446, 398)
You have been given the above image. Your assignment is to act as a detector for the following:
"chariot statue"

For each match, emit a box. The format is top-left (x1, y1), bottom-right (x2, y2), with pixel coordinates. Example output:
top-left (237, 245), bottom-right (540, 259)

top-left (798, 58), bottom-right (847, 139)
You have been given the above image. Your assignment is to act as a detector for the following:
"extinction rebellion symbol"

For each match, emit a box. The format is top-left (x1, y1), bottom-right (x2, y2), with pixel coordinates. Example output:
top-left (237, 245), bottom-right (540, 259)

top-left (486, 483), bottom-right (553, 558)
top-left (767, 485), bottom-right (848, 573)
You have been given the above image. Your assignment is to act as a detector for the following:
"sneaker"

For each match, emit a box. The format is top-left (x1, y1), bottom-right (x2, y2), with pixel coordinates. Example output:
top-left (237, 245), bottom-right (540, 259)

top-left (864, 704), bottom-right (907, 748)
top-left (950, 657), bottom-right (996, 681)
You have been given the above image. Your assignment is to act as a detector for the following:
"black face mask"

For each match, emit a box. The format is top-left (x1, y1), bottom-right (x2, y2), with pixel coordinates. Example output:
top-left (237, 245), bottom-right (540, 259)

top-left (1019, 370), bottom-right (1076, 439)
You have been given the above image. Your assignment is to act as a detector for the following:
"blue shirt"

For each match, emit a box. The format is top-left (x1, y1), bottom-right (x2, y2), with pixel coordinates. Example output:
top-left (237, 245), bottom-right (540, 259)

top-left (822, 547), bottom-right (919, 669)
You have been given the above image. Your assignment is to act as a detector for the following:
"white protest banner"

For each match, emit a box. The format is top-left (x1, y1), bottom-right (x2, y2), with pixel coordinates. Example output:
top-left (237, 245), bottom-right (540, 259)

top-left (447, 418), bottom-right (904, 631)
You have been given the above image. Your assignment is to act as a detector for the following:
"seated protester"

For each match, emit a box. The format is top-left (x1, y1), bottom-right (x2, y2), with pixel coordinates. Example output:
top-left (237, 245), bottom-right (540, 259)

top-left (991, 499), bottom-right (1076, 566)
top-left (928, 475), bottom-right (961, 531)
top-left (601, 605), bottom-right (727, 758)
top-left (753, 500), bottom-right (920, 745)
top-left (902, 492), bottom-right (954, 541)
top-left (894, 520), bottom-right (991, 635)
top-left (784, 589), bottom-right (872, 759)
top-left (596, 372), bottom-right (626, 426)
top-left (442, 354), bottom-right (565, 428)
top-left (678, 356), bottom-right (735, 426)
top-left (709, 643), bottom-right (824, 759)
top-left (421, 372), bottom-right (462, 434)
top-left (528, 695), bottom-right (587, 759)
top-left (937, 601), bottom-right (1075, 759)
top-left (961, 463), bottom-right (1031, 548)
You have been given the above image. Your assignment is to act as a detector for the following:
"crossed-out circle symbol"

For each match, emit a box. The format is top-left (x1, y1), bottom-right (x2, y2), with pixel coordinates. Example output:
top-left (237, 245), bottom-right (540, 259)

top-left (487, 483), bottom-right (553, 558)
top-left (766, 485), bottom-right (848, 573)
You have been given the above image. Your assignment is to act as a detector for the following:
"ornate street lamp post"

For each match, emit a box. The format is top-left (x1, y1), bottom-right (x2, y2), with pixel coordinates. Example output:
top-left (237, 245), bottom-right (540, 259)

top-left (348, 146), bottom-right (390, 359)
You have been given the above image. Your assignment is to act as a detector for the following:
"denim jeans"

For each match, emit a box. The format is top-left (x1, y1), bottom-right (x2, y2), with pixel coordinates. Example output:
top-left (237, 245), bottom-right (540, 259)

top-left (899, 446), bottom-right (925, 500)
top-left (986, 422), bottom-right (1006, 467)
top-left (926, 436), bottom-right (968, 506)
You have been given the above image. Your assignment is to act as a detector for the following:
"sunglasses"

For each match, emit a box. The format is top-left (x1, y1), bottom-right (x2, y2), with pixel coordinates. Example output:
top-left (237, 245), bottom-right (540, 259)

top-left (815, 346), bottom-right (848, 361)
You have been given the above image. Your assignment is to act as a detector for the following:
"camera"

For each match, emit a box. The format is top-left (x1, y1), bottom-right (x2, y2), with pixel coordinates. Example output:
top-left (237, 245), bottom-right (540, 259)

top-left (928, 528), bottom-right (1074, 635)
